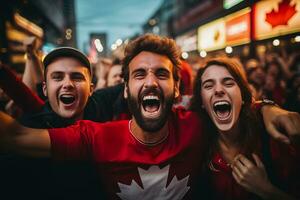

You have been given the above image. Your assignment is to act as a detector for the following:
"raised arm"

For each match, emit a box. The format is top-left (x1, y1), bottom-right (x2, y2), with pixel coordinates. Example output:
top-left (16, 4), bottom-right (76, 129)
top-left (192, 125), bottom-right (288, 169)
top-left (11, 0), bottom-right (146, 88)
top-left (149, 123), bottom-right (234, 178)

top-left (0, 63), bottom-right (44, 113)
top-left (0, 111), bottom-right (51, 157)
top-left (22, 37), bottom-right (44, 94)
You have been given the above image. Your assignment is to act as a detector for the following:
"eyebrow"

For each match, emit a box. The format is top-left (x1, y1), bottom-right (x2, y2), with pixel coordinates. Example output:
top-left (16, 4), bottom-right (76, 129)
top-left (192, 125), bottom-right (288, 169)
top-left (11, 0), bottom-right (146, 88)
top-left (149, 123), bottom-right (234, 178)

top-left (50, 71), bottom-right (64, 76)
top-left (202, 76), bottom-right (235, 85)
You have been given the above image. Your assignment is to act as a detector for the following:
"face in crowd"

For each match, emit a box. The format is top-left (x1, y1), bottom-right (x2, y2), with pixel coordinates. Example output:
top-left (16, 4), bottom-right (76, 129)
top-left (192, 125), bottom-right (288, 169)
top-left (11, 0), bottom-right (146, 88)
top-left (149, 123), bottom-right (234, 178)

top-left (193, 58), bottom-right (252, 133)
top-left (124, 51), bottom-right (179, 132)
top-left (122, 34), bottom-right (181, 133)
top-left (107, 64), bottom-right (123, 87)
top-left (43, 57), bottom-right (93, 120)
top-left (200, 65), bottom-right (242, 132)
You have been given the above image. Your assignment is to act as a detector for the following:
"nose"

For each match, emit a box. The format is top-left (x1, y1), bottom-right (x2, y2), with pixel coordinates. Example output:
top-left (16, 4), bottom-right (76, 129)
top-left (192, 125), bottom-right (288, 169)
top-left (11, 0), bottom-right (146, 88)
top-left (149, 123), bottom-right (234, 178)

top-left (62, 77), bottom-right (75, 89)
top-left (144, 73), bottom-right (158, 89)
top-left (214, 83), bottom-right (225, 96)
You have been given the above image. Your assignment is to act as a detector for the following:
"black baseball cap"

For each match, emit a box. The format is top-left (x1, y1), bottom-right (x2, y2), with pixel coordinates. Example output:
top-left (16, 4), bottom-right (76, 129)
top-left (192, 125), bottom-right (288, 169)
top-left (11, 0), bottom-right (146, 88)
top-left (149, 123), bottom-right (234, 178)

top-left (43, 47), bottom-right (92, 75)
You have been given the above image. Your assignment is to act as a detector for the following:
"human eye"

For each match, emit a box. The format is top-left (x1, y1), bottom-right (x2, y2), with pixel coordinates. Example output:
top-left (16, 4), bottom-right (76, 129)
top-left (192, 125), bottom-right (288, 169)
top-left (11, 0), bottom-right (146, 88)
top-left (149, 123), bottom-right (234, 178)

top-left (133, 70), bottom-right (145, 79)
top-left (72, 73), bottom-right (86, 82)
top-left (156, 69), bottom-right (170, 79)
top-left (202, 82), bottom-right (213, 89)
top-left (224, 79), bottom-right (236, 87)
top-left (51, 73), bottom-right (63, 81)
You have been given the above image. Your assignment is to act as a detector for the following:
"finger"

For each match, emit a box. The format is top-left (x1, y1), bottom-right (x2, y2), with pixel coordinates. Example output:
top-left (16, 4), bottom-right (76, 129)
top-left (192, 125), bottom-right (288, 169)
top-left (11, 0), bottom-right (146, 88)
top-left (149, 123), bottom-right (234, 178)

top-left (252, 153), bottom-right (264, 168)
top-left (278, 113), bottom-right (299, 137)
top-left (232, 165), bottom-right (243, 180)
top-left (290, 112), bottom-right (300, 133)
top-left (232, 169), bottom-right (242, 184)
top-left (232, 158), bottom-right (247, 174)
top-left (266, 122), bottom-right (290, 144)
top-left (237, 155), bottom-right (254, 168)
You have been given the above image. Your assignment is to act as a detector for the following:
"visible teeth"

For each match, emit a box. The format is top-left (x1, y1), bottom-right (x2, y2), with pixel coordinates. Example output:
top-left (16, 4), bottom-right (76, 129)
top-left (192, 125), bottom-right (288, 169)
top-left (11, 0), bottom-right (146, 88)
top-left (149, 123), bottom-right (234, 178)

top-left (143, 95), bottom-right (159, 101)
top-left (214, 101), bottom-right (229, 106)
top-left (61, 94), bottom-right (74, 98)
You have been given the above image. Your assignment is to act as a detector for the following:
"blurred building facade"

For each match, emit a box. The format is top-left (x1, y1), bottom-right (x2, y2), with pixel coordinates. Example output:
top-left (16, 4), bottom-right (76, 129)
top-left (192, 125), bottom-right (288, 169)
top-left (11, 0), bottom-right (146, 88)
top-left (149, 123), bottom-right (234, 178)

top-left (0, 0), bottom-right (77, 72)
top-left (143, 0), bottom-right (300, 61)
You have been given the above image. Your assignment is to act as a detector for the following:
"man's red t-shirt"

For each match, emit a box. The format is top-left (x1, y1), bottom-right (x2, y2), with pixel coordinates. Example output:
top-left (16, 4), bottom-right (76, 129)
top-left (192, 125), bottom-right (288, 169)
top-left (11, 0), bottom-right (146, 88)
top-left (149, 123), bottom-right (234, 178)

top-left (49, 109), bottom-right (204, 199)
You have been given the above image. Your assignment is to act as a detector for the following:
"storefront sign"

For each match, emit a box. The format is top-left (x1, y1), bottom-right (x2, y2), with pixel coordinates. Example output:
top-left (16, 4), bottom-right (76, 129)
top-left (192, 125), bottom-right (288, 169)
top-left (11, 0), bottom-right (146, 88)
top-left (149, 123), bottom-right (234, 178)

top-left (225, 7), bottom-right (251, 46)
top-left (14, 13), bottom-right (44, 38)
top-left (254, 0), bottom-right (300, 40)
top-left (176, 31), bottom-right (197, 52)
top-left (224, 0), bottom-right (244, 9)
top-left (198, 18), bottom-right (226, 51)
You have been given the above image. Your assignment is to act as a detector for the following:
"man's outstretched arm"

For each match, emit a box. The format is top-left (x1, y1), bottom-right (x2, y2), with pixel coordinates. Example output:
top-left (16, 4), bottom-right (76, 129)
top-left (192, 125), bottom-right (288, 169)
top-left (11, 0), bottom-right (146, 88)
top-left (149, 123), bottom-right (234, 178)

top-left (0, 111), bottom-right (51, 157)
top-left (261, 104), bottom-right (300, 145)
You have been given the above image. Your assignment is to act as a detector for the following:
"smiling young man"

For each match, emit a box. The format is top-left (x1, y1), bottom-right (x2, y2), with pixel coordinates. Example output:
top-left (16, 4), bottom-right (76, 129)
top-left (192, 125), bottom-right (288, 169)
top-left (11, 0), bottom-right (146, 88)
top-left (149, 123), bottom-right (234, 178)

top-left (42, 48), bottom-right (94, 120)
top-left (19, 47), bottom-right (126, 128)
top-left (1, 34), bottom-right (300, 200)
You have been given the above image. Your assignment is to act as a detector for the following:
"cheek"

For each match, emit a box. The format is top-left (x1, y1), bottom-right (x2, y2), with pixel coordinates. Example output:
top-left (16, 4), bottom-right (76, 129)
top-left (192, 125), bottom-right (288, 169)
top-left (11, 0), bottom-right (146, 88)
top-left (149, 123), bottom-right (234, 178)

top-left (200, 90), bottom-right (210, 106)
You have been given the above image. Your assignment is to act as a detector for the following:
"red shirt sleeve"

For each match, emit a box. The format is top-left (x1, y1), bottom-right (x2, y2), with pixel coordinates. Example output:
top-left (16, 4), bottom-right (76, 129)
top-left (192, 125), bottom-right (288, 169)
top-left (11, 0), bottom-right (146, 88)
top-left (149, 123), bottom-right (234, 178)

top-left (48, 120), bottom-right (99, 161)
top-left (0, 63), bottom-right (44, 112)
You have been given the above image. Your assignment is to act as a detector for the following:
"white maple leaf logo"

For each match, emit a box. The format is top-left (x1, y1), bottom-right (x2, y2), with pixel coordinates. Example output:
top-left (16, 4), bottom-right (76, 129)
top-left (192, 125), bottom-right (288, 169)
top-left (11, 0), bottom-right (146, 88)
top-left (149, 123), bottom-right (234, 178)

top-left (117, 165), bottom-right (190, 200)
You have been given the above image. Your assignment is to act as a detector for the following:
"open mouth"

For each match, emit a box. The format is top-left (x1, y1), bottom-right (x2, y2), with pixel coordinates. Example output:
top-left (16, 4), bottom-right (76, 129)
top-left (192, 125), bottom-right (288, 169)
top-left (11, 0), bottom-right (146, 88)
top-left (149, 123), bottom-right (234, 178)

top-left (213, 101), bottom-right (231, 119)
top-left (142, 95), bottom-right (161, 113)
top-left (59, 94), bottom-right (75, 105)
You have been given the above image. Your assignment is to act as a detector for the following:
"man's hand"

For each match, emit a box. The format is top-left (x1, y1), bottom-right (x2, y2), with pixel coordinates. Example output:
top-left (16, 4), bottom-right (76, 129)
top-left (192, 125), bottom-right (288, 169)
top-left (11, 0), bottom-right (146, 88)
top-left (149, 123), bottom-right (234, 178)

top-left (23, 36), bottom-right (37, 57)
top-left (261, 105), bottom-right (300, 145)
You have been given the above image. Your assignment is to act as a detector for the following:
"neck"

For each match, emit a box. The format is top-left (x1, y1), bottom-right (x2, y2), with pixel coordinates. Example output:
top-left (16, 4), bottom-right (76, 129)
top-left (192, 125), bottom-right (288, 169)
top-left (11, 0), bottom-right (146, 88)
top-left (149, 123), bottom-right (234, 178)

top-left (217, 122), bottom-right (241, 164)
top-left (129, 119), bottom-right (169, 146)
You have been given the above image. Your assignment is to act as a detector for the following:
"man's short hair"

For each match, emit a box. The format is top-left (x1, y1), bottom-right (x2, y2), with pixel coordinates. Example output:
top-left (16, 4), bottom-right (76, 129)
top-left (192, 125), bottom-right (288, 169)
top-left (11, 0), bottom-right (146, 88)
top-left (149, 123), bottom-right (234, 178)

top-left (43, 47), bottom-right (92, 78)
top-left (122, 34), bottom-right (181, 83)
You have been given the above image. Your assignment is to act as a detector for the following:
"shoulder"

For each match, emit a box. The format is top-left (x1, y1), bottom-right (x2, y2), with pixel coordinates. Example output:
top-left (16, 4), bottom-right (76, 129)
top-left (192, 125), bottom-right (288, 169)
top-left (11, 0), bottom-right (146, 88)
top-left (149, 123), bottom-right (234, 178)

top-left (172, 107), bottom-right (201, 123)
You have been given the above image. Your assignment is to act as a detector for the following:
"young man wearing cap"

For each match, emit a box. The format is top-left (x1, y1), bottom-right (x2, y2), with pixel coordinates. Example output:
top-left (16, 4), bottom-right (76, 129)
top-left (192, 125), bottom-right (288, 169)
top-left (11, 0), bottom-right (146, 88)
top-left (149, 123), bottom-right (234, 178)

top-left (2, 47), bottom-right (114, 200)
top-left (1, 34), bottom-right (299, 199)
top-left (19, 47), bottom-right (126, 128)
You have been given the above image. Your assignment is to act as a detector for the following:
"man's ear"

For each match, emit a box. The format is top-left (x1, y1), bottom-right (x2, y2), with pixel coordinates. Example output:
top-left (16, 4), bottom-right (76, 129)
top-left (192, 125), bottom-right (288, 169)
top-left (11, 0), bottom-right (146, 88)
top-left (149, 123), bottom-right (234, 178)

top-left (174, 81), bottom-right (180, 98)
top-left (89, 83), bottom-right (94, 96)
top-left (123, 83), bottom-right (128, 99)
top-left (42, 81), bottom-right (47, 97)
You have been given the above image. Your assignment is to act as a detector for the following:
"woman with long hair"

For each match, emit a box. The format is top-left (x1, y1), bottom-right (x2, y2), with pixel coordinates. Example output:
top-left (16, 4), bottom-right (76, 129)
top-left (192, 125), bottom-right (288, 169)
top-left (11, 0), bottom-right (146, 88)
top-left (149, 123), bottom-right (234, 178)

top-left (190, 57), bottom-right (299, 200)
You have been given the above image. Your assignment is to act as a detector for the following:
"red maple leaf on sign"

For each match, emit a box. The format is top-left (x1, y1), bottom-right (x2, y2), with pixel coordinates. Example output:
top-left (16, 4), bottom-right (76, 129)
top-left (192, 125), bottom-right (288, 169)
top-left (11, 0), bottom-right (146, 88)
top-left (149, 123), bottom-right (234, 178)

top-left (265, 0), bottom-right (297, 28)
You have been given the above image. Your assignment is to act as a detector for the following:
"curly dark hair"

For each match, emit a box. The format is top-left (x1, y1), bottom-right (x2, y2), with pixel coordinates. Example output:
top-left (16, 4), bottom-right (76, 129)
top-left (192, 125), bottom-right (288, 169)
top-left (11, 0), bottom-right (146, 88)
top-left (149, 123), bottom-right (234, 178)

top-left (121, 34), bottom-right (181, 83)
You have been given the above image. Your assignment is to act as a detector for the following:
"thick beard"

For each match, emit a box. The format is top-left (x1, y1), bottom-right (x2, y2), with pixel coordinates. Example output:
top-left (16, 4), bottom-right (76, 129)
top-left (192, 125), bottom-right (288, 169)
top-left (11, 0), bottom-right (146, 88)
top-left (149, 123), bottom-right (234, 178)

top-left (127, 87), bottom-right (174, 132)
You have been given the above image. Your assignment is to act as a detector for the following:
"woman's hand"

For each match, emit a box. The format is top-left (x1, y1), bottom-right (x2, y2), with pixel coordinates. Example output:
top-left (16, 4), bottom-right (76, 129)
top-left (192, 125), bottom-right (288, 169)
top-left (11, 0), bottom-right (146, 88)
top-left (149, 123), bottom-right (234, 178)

top-left (232, 154), bottom-right (273, 198)
top-left (232, 154), bottom-right (296, 200)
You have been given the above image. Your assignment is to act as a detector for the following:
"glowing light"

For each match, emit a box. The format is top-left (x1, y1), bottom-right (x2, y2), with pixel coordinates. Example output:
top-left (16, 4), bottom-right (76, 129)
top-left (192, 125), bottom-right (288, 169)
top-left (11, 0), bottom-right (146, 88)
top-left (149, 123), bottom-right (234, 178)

top-left (295, 36), bottom-right (300, 42)
top-left (94, 39), bottom-right (103, 52)
top-left (199, 50), bottom-right (207, 58)
top-left (181, 52), bottom-right (189, 59)
top-left (116, 39), bottom-right (123, 46)
top-left (225, 46), bottom-right (233, 54)
top-left (272, 39), bottom-right (280, 46)
top-left (111, 43), bottom-right (117, 50)
top-left (153, 26), bottom-right (160, 34)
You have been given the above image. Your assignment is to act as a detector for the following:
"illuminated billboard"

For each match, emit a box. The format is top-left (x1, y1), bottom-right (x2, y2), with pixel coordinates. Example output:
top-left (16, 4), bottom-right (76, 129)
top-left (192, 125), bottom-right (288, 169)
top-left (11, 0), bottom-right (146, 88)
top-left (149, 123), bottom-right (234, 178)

top-left (225, 7), bottom-right (251, 46)
top-left (254, 0), bottom-right (300, 40)
top-left (198, 18), bottom-right (226, 51)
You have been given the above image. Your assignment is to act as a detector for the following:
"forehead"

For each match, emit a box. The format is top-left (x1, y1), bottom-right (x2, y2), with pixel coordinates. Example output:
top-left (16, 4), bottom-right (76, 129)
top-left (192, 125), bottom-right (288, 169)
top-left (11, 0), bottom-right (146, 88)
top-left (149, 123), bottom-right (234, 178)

top-left (128, 51), bottom-right (173, 72)
top-left (201, 65), bottom-right (233, 81)
top-left (46, 57), bottom-right (89, 74)
top-left (109, 64), bottom-right (122, 74)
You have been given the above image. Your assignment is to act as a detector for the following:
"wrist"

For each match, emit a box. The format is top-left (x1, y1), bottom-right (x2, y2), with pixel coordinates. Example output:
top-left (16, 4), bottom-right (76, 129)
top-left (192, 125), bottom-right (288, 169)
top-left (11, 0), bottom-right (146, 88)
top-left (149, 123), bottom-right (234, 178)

top-left (255, 99), bottom-right (278, 111)
top-left (258, 183), bottom-right (276, 199)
